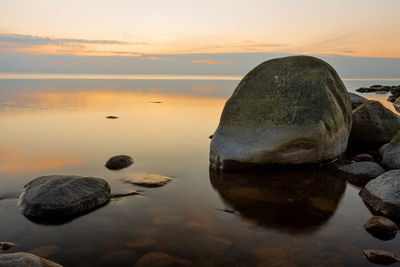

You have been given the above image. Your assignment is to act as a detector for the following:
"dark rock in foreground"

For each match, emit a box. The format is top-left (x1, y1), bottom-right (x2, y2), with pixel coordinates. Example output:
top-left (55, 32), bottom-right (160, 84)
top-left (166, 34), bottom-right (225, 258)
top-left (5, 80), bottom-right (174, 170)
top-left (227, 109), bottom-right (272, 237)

top-left (350, 101), bottom-right (400, 143)
top-left (210, 55), bottom-right (352, 170)
top-left (360, 170), bottom-right (400, 221)
top-left (0, 252), bottom-right (62, 267)
top-left (124, 174), bottom-right (172, 188)
top-left (354, 153), bottom-right (374, 162)
top-left (363, 250), bottom-right (400, 265)
top-left (338, 162), bottom-right (385, 186)
top-left (364, 216), bottom-right (397, 240)
top-left (105, 155), bottom-right (134, 170)
top-left (348, 92), bottom-right (368, 109)
top-left (17, 175), bottom-right (111, 220)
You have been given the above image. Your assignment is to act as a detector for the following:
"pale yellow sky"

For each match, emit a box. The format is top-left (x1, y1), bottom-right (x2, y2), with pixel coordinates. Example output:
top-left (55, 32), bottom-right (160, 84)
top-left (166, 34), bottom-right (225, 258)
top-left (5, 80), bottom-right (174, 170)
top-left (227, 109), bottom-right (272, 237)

top-left (1, 0), bottom-right (400, 57)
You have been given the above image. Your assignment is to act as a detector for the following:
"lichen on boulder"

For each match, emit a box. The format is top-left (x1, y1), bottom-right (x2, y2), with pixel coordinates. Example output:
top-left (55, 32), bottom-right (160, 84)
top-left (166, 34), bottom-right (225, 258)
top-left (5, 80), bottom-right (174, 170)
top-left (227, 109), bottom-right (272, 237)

top-left (210, 55), bottom-right (352, 170)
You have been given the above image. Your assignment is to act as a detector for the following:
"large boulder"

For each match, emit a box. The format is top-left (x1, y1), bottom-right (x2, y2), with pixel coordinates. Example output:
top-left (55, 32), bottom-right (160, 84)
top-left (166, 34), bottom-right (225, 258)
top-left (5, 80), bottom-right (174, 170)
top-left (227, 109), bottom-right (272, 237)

top-left (360, 170), bottom-right (400, 221)
top-left (18, 175), bottom-right (111, 221)
top-left (381, 130), bottom-right (400, 169)
top-left (210, 56), bottom-right (352, 170)
top-left (348, 92), bottom-right (368, 109)
top-left (350, 100), bottom-right (400, 143)
top-left (0, 252), bottom-right (62, 267)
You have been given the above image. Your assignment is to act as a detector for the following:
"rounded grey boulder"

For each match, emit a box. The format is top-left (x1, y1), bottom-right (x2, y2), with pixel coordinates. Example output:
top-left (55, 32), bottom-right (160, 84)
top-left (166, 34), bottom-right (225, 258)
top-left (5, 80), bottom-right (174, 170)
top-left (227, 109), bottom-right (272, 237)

top-left (210, 56), bottom-right (352, 170)
top-left (350, 100), bottom-right (400, 143)
top-left (348, 92), bottom-right (368, 109)
top-left (382, 130), bottom-right (400, 169)
top-left (338, 161), bottom-right (385, 186)
top-left (360, 170), bottom-right (400, 221)
top-left (0, 252), bottom-right (62, 267)
top-left (18, 175), bottom-right (111, 220)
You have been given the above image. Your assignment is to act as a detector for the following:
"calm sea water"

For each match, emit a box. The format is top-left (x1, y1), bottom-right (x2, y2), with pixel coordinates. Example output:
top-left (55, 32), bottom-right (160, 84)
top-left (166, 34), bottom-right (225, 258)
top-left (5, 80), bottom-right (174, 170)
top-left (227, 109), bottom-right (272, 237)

top-left (0, 76), bottom-right (400, 266)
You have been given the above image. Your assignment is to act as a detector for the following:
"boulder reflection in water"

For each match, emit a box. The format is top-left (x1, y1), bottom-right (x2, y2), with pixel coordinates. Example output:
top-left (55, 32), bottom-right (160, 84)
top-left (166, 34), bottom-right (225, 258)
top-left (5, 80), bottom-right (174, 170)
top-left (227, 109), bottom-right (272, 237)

top-left (209, 166), bottom-right (346, 233)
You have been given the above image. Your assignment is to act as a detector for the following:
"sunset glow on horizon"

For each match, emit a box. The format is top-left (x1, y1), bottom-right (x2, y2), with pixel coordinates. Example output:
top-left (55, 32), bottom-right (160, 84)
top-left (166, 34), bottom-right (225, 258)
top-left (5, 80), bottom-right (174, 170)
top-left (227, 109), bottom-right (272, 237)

top-left (1, 0), bottom-right (400, 58)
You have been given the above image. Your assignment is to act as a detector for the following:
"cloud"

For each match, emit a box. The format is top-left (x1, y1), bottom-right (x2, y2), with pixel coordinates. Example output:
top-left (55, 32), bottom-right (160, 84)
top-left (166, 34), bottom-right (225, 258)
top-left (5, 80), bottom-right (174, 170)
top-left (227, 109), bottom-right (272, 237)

top-left (192, 59), bottom-right (235, 65)
top-left (193, 87), bottom-right (214, 92)
top-left (140, 56), bottom-right (166, 60)
top-left (0, 33), bottom-right (151, 46)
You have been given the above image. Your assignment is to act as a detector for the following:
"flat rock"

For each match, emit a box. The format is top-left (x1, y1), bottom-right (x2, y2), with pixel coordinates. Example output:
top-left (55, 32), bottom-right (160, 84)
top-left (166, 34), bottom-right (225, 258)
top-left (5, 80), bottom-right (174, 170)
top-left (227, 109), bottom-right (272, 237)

top-left (364, 250), bottom-right (400, 265)
top-left (348, 92), bottom-right (368, 109)
top-left (338, 161), bottom-right (385, 186)
top-left (210, 55), bottom-right (352, 170)
top-left (350, 100), bottom-right (400, 143)
top-left (364, 216), bottom-right (397, 240)
top-left (360, 170), bottom-right (400, 221)
top-left (0, 242), bottom-right (17, 250)
top-left (124, 174), bottom-right (172, 188)
top-left (105, 155), bottom-right (134, 170)
top-left (134, 252), bottom-right (175, 267)
top-left (0, 252), bottom-right (62, 267)
top-left (354, 153), bottom-right (374, 162)
top-left (17, 175), bottom-right (111, 220)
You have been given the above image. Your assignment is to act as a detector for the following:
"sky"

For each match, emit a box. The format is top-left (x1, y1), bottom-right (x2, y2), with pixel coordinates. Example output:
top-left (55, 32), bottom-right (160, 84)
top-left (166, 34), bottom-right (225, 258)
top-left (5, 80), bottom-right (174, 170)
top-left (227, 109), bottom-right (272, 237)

top-left (1, 0), bottom-right (400, 77)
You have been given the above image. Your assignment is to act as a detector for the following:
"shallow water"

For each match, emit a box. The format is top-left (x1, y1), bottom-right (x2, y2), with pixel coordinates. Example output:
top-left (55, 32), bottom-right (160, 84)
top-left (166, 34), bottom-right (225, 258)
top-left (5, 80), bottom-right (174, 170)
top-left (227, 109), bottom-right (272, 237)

top-left (0, 77), bottom-right (400, 266)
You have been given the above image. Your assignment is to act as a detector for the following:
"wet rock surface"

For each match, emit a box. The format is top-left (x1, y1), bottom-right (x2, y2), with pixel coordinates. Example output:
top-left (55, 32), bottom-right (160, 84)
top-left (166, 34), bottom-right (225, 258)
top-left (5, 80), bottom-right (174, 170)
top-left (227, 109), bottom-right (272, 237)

top-left (363, 249), bottom-right (400, 265)
top-left (360, 170), bottom-right (400, 221)
top-left (210, 55), bottom-right (352, 170)
top-left (348, 92), bottom-right (368, 109)
top-left (105, 155), bottom-right (134, 170)
top-left (17, 175), bottom-right (111, 221)
top-left (350, 100), bottom-right (400, 143)
top-left (124, 174), bottom-right (172, 188)
top-left (210, 167), bottom-right (345, 233)
top-left (364, 216), bottom-right (398, 240)
top-left (0, 252), bottom-right (62, 267)
top-left (338, 161), bottom-right (385, 186)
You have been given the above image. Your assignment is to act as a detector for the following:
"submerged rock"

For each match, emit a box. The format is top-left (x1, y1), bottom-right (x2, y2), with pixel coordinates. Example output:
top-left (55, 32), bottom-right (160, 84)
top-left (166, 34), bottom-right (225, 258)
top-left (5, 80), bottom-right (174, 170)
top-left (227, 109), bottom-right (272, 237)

top-left (28, 245), bottom-right (61, 258)
top-left (364, 250), bottom-right (400, 265)
top-left (338, 162), bottom-right (385, 186)
top-left (350, 101), bottom-right (400, 143)
top-left (382, 131), bottom-right (400, 169)
top-left (124, 174), bottom-right (172, 188)
top-left (210, 167), bottom-right (345, 233)
top-left (98, 250), bottom-right (139, 267)
top-left (125, 237), bottom-right (156, 251)
top-left (348, 92), bottom-right (368, 109)
top-left (360, 170), bottom-right (400, 221)
top-left (105, 155), bottom-right (134, 170)
top-left (0, 242), bottom-right (17, 251)
top-left (135, 252), bottom-right (175, 267)
top-left (0, 252), bottom-right (62, 267)
top-left (364, 216), bottom-right (397, 240)
top-left (210, 55), bottom-right (352, 170)
top-left (354, 153), bottom-right (374, 162)
top-left (17, 175), bottom-right (111, 220)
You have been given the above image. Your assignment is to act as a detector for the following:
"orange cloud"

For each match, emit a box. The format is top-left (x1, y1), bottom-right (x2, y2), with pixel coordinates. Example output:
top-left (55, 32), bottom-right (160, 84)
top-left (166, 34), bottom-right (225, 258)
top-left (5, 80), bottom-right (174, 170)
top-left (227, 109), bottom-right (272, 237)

top-left (140, 56), bottom-right (165, 60)
top-left (191, 59), bottom-right (235, 65)
top-left (0, 144), bottom-right (85, 175)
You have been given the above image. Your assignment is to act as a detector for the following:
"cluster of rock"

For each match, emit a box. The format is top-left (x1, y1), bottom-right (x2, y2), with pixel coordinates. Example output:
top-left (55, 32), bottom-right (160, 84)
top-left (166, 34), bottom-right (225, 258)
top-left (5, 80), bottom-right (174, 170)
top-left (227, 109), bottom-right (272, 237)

top-left (209, 55), bottom-right (400, 264)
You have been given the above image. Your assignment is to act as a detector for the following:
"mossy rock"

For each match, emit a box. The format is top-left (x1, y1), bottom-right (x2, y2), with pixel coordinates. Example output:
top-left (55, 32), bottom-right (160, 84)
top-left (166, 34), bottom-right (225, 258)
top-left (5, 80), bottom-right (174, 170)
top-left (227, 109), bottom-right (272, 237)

top-left (210, 55), bottom-right (352, 170)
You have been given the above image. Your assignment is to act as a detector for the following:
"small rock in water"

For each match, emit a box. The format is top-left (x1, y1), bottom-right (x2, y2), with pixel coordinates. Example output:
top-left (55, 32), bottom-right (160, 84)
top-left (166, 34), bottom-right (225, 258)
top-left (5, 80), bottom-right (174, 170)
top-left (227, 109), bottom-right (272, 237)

top-left (0, 252), bottom-right (62, 267)
top-left (135, 252), bottom-right (175, 267)
top-left (360, 170), bottom-right (400, 221)
top-left (17, 175), bottom-right (111, 220)
top-left (0, 242), bottom-right (17, 250)
top-left (105, 155), bottom-right (134, 170)
top-left (364, 216), bottom-right (398, 240)
top-left (150, 101), bottom-right (163, 104)
top-left (209, 134), bottom-right (213, 139)
top-left (124, 174), bottom-right (172, 188)
top-left (106, 116), bottom-right (118, 119)
top-left (364, 249), bottom-right (400, 265)
top-left (338, 161), bottom-right (385, 186)
top-left (354, 153), bottom-right (374, 162)
top-left (125, 237), bottom-right (156, 251)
